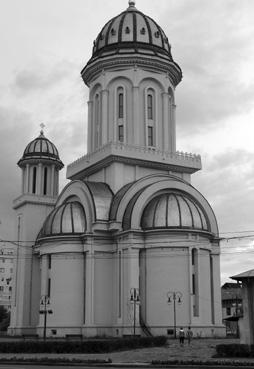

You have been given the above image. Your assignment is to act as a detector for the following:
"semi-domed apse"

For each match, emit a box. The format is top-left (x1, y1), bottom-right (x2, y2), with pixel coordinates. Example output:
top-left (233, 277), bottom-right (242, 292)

top-left (82, 0), bottom-right (182, 86)
top-left (18, 130), bottom-right (64, 169)
top-left (141, 192), bottom-right (209, 231)
top-left (37, 201), bottom-right (86, 240)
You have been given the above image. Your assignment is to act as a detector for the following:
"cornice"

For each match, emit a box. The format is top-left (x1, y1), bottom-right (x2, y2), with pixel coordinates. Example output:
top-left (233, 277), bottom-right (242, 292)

top-left (82, 53), bottom-right (182, 87)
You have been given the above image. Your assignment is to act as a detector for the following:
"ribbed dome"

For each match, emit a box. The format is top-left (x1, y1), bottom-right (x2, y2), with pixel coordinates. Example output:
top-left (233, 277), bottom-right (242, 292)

top-left (82, 1), bottom-right (182, 86)
top-left (37, 201), bottom-right (86, 240)
top-left (141, 192), bottom-right (209, 231)
top-left (18, 130), bottom-right (63, 168)
top-left (93, 1), bottom-right (171, 59)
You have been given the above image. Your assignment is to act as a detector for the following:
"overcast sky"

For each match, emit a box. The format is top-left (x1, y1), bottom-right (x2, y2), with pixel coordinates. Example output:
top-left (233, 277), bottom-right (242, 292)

top-left (0, 0), bottom-right (253, 284)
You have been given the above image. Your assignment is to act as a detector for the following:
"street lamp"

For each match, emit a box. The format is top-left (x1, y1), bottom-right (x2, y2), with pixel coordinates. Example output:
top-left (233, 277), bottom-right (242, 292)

top-left (130, 288), bottom-right (140, 336)
top-left (167, 291), bottom-right (182, 338)
top-left (39, 295), bottom-right (53, 341)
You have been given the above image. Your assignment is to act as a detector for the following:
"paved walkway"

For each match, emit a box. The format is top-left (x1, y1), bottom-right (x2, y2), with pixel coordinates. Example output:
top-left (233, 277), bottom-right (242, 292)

top-left (0, 338), bottom-right (253, 365)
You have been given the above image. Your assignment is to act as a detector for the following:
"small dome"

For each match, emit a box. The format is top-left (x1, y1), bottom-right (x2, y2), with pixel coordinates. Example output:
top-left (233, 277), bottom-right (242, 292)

top-left (18, 130), bottom-right (63, 168)
top-left (37, 201), bottom-right (86, 240)
top-left (141, 192), bottom-right (208, 231)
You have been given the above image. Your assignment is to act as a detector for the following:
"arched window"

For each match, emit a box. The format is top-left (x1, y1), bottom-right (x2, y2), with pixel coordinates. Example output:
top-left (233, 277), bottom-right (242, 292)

top-left (32, 167), bottom-right (37, 194)
top-left (43, 167), bottom-right (48, 195)
top-left (146, 88), bottom-right (156, 147)
top-left (147, 94), bottom-right (153, 120)
top-left (116, 87), bottom-right (125, 143)
top-left (118, 93), bottom-right (124, 119)
top-left (94, 93), bottom-right (101, 149)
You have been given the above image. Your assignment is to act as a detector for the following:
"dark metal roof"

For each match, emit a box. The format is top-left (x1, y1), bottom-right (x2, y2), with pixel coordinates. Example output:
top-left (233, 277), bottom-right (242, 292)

top-left (37, 201), bottom-right (86, 240)
top-left (92, 5), bottom-right (171, 59)
top-left (141, 191), bottom-right (209, 231)
top-left (231, 269), bottom-right (254, 280)
top-left (18, 131), bottom-right (64, 168)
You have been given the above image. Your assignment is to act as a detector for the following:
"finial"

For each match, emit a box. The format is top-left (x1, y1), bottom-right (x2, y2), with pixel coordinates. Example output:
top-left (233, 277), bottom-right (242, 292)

top-left (128, 0), bottom-right (136, 8)
top-left (40, 123), bottom-right (45, 135)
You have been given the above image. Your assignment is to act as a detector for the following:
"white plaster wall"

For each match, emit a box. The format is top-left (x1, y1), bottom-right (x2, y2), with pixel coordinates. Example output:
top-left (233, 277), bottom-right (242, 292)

top-left (42, 252), bottom-right (84, 328)
top-left (94, 252), bottom-right (113, 325)
top-left (199, 249), bottom-right (212, 324)
top-left (144, 247), bottom-right (190, 330)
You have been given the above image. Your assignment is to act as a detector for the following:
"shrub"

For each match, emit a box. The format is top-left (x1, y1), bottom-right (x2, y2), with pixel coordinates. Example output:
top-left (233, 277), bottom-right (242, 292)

top-left (0, 336), bottom-right (167, 353)
top-left (216, 344), bottom-right (254, 358)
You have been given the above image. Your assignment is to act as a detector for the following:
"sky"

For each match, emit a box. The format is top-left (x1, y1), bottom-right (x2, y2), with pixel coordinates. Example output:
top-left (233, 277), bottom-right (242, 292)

top-left (0, 0), bottom-right (253, 284)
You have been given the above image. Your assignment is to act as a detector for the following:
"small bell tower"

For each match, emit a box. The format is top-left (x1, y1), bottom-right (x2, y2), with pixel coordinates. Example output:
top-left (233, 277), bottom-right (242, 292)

top-left (9, 126), bottom-right (64, 335)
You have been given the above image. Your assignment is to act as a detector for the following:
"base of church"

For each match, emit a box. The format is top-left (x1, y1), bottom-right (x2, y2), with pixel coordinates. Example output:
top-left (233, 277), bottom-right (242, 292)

top-left (7, 324), bottom-right (226, 338)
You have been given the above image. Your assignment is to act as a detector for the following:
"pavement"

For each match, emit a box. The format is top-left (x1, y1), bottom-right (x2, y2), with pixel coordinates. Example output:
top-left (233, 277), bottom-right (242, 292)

top-left (0, 337), bottom-right (254, 366)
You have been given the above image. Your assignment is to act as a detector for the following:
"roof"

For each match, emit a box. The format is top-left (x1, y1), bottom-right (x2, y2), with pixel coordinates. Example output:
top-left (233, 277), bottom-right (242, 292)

top-left (231, 269), bottom-right (254, 280)
top-left (18, 130), bottom-right (64, 169)
top-left (140, 191), bottom-right (209, 231)
top-left (82, 1), bottom-right (182, 86)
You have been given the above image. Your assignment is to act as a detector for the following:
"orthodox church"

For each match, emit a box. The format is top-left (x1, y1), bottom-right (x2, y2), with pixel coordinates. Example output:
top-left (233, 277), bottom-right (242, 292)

top-left (9, 1), bottom-right (224, 337)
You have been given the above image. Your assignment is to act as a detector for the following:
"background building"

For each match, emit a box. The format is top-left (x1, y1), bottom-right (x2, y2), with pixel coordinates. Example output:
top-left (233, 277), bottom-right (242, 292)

top-left (0, 245), bottom-right (14, 310)
top-left (221, 282), bottom-right (242, 336)
top-left (9, 1), bottom-right (224, 338)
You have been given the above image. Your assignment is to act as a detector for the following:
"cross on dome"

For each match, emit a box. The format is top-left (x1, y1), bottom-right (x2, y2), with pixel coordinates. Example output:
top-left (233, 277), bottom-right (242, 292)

top-left (128, 0), bottom-right (136, 8)
top-left (40, 123), bottom-right (45, 135)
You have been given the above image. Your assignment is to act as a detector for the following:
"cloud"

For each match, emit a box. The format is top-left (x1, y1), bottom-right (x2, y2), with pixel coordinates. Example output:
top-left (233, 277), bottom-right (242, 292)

top-left (13, 60), bottom-right (75, 94)
top-left (159, 0), bottom-right (254, 133)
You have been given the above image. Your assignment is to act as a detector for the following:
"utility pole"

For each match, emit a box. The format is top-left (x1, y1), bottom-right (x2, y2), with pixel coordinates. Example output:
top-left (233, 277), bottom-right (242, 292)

top-left (39, 295), bottom-right (53, 341)
top-left (130, 288), bottom-right (140, 336)
top-left (167, 291), bottom-right (182, 338)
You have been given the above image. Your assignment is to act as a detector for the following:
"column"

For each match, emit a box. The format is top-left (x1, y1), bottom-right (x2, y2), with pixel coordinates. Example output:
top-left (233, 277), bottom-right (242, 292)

top-left (87, 100), bottom-right (93, 153)
top-left (84, 238), bottom-right (95, 334)
top-left (101, 90), bottom-right (109, 145)
top-left (132, 86), bottom-right (140, 145)
top-left (37, 163), bottom-right (42, 195)
top-left (162, 92), bottom-right (169, 151)
top-left (25, 164), bottom-right (29, 193)
top-left (171, 103), bottom-right (176, 152)
top-left (50, 165), bottom-right (55, 196)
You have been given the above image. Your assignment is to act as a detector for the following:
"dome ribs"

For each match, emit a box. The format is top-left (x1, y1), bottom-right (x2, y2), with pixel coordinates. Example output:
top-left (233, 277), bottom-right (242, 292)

top-left (118, 12), bottom-right (127, 42)
top-left (143, 12), bottom-right (152, 44)
top-left (132, 11), bottom-right (137, 42)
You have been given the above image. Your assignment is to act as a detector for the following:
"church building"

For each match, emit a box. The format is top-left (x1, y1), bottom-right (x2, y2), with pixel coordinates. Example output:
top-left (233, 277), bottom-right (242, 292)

top-left (9, 1), bottom-right (224, 337)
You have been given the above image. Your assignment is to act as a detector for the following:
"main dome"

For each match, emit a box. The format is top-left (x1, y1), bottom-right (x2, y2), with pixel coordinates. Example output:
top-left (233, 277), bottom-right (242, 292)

top-left (82, 0), bottom-right (182, 86)
top-left (92, 1), bottom-right (171, 59)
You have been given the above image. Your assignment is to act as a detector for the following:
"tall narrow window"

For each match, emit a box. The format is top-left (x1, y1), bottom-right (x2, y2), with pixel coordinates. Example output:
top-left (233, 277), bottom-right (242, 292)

top-left (32, 167), bottom-right (37, 194)
top-left (147, 94), bottom-right (153, 119)
top-left (146, 88), bottom-right (156, 147)
top-left (47, 278), bottom-right (51, 297)
top-left (116, 87), bottom-right (125, 143)
top-left (148, 127), bottom-right (154, 146)
top-left (118, 125), bottom-right (124, 142)
top-left (48, 254), bottom-right (51, 269)
top-left (43, 167), bottom-right (48, 195)
top-left (118, 93), bottom-right (123, 118)
top-left (94, 94), bottom-right (100, 149)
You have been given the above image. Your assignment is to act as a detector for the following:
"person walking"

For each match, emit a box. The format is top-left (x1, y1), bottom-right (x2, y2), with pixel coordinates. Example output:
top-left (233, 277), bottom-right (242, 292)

top-left (186, 326), bottom-right (193, 345)
top-left (179, 327), bottom-right (185, 346)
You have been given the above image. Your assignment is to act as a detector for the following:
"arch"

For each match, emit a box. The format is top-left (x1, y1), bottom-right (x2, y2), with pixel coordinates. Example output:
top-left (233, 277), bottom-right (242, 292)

top-left (55, 181), bottom-right (96, 233)
top-left (89, 82), bottom-right (103, 100)
top-left (139, 76), bottom-right (165, 93)
top-left (56, 180), bottom-right (113, 232)
top-left (111, 174), bottom-right (219, 235)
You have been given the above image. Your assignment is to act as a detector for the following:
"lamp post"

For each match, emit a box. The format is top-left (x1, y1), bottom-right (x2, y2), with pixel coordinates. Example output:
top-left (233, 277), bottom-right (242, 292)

top-left (167, 291), bottom-right (182, 338)
top-left (130, 288), bottom-right (140, 336)
top-left (39, 295), bottom-right (53, 341)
